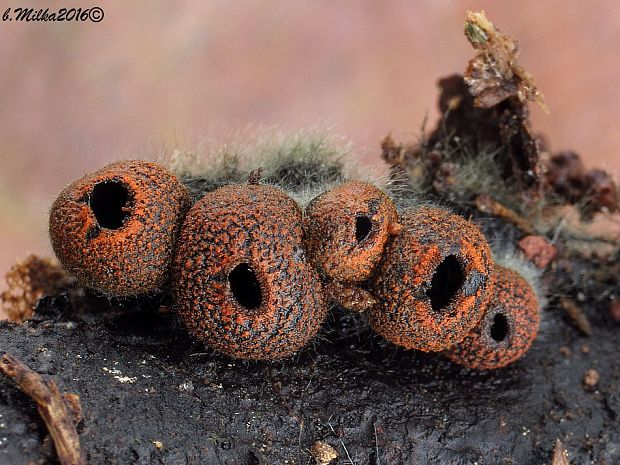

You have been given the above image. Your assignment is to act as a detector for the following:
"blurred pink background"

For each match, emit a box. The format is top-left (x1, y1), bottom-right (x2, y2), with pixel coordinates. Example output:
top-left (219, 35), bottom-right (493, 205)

top-left (1, 1), bottom-right (619, 294)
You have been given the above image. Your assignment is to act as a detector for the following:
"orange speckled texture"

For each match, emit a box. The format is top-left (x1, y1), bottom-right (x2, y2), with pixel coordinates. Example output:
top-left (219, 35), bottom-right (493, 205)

top-left (49, 160), bottom-right (191, 296)
top-left (369, 207), bottom-right (494, 352)
top-left (446, 266), bottom-right (540, 370)
top-left (172, 184), bottom-right (327, 360)
top-left (304, 181), bottom-right (400, 283)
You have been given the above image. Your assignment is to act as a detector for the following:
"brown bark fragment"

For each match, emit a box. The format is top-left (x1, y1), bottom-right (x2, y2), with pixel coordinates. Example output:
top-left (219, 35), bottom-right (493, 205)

top-left (464, 11), bottom-right (547, 111)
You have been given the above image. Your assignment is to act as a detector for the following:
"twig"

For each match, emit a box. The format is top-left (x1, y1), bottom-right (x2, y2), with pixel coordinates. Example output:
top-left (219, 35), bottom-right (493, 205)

top-left (328, 422), bottom-right (355, 465)
top-left (373, 423), bottom-right (380, 465)
top-left (475, 194), bottom-right (535, 235)
top-left (0, 353), bottom-right (85, 465)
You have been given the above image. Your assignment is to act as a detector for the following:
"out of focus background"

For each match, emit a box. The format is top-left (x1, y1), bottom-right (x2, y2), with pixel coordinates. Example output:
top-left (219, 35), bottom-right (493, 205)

top-left (1, 1), bottom-right (619, 292)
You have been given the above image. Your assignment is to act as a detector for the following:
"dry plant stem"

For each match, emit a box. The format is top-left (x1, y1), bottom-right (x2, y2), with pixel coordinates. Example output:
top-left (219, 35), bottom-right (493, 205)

top-left (475, 194), bottom-right (536, 235)
top-left (0, 353), bottom-right (85, 465)
top-left (551, 439), bottom-right (570, 465)
top-left (560, 298), bottom-right (593, 336)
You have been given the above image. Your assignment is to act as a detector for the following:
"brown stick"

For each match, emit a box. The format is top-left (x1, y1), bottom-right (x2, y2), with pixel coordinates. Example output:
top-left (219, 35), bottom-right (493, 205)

top-left (0, 353), bottom-right (85, 465)
top-left (475, 194), bottom-right (536, 235)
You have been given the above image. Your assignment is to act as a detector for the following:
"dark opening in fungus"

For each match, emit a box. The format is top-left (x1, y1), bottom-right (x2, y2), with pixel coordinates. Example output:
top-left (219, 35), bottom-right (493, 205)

top-left (490, 312), bottom-right (509, 342)
top-left (304, 181), bottom-right (400, 283)
top-left (369, 207), bottom-right (494, 352)
top-left (446, 265), bottom-right (540, 370)
top-left (355, 215), bottom-right (372, 243)
top-left (49, 160), bottom-right (191, 296)
top-left (90, 181), bottom-right (131, 229)
top-left (427, 255), bottom-right (465, 312)
top-left (228, 263), bottom-right (262, 310)
top-left (172, 183), bottom-right (327, 360)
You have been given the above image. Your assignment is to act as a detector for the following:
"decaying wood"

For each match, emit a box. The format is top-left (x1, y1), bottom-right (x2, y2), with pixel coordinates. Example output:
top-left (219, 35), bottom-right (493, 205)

top-left (0, 353), bottom-right (85, 465)
top-left (464, 10), bottom-right (547, 112)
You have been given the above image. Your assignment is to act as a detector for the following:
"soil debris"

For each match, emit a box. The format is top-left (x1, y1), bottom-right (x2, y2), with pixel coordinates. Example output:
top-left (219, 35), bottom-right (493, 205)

top-left (558, 346), bottom-right (571, 358)
top-left (544, 151), bottom-right (619, 217)
top-left (382, 74), bottom-right (545, 201)
top-left (1, 255), bottom-right (76, 323)
top-left (583, 369), bottom-right (600, 391)
top-left (518, 235), bottom-right (557, 269)
top-left (247, 167), bottom-right (263, 185)
top-left (310, 440), bottom-right (338, 465)
top-left (610, 297), bottom-right (620, 322)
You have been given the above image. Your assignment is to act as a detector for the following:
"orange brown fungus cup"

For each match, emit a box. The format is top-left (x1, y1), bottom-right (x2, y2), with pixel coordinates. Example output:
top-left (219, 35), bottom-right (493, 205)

top-left (304, 181), bottom-right (401, 283)
top-left (446, 266), bottom-right (540, 370)
top-left (172, 183), bottom-right (327, 360)
top-left (369, 207), bottom-right (494, 352)
top-left (49, 160), bottom-right (191, 296)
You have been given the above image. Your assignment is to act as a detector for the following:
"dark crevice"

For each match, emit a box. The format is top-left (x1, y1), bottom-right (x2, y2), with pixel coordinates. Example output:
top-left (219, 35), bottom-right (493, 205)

top-left (90, 181), bottom-right (131, 229)
top-left (229, 263), bottom-right (262, 310)
top-left (355, 215), bottom-right (372, 243)
top-left (426, 255), bottom-right (465, 311)
top-left (490, 313), bottom-right (510, 342)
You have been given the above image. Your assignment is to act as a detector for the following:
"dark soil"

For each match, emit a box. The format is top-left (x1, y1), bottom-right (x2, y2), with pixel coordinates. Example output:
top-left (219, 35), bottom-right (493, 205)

top-left (1, 287), bottom-right (619, 465)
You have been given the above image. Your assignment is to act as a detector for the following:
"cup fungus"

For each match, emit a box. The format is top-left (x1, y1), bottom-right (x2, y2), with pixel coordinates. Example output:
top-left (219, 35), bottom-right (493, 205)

top-left (369, 207), bottom-right (494, 352)
top-left (49, 160), bottom-right (190, 296)
top-left (446, 266), bottom-right (540, 369)
top-left (304, 180), bottom-right (401, 283)
top-left (172, 183), bottom-right (327, 360)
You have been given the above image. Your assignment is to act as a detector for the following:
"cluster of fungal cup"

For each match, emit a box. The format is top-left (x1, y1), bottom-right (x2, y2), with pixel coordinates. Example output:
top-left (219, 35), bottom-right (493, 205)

top-left (48, 152), bottom-right (542, 369)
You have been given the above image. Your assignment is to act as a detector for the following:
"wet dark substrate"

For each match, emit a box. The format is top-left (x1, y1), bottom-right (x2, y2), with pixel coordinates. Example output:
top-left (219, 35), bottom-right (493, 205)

top-left (1, 295), bottom-right (619, 465)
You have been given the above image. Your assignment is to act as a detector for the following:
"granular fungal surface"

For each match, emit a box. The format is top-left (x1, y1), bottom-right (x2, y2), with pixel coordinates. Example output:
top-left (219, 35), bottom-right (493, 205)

top-left (446, 266), bottom-right (540, 370)
top-left (49, 160), bottom-right (190, 296)
top-left (369, 207), bottom-right (494, 352)
top-left (172, 184), bottom-right (327, 360)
